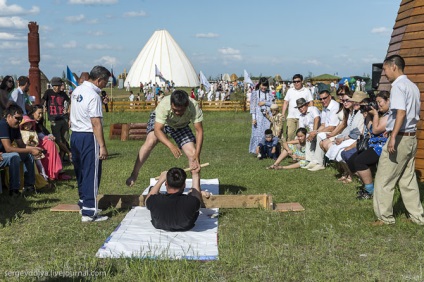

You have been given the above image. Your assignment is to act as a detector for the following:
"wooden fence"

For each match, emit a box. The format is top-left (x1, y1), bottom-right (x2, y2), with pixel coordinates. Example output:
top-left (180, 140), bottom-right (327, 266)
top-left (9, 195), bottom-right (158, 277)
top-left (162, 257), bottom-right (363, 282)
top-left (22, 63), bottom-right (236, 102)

top-left (109, 100), bottom-right (323, 112)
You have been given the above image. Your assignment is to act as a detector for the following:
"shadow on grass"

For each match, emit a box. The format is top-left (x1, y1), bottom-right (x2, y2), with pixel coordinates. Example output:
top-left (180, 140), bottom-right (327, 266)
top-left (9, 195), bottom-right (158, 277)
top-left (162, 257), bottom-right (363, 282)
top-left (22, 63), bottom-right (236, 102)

top-left (220, 184), bottom-right (247, 195)
top-left (0, 194), bottom-right (60, 227)
top-left (393, 182), bottom-right (424, 218)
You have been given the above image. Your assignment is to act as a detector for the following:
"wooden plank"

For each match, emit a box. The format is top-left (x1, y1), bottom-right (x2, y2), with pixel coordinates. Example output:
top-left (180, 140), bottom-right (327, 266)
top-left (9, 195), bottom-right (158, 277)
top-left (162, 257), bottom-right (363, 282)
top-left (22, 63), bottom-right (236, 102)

top-left (404, 22), bottom-right (424, 33)
top-left (50, 204), bottom-right (80, 212)
top-left (392, 25), bottom-right (407, 37)
top-left (273, 203), bottom-right (305, 212)
top-left (399, 0), bottom-right (416, 14)
top-left (402, 31), bottom-right (424, 41)
top-left (395, 15), bottom-right (424, 29)
top-left (399, 39), bottom-right (424, 49)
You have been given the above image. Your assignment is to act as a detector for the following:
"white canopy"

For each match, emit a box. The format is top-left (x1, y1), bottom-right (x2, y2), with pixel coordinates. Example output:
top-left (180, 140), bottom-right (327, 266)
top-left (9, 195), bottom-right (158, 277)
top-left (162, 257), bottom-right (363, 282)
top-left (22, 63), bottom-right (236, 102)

top-left (125, 30), bottom-right (199, 87)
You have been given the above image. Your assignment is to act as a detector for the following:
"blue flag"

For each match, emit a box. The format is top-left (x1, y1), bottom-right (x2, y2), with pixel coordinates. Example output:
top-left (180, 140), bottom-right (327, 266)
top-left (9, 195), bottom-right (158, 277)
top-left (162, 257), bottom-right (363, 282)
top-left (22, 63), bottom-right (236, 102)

top-left (66, 66), bottom-right (79, 90)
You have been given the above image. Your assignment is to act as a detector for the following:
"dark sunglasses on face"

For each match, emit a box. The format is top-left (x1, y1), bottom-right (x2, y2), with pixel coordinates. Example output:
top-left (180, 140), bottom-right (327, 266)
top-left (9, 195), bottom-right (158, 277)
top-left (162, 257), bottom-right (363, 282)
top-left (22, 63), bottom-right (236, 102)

top-left (293, 80), bottom-right (302, 83)
top-left (320, 95), bottom-right (330, 100)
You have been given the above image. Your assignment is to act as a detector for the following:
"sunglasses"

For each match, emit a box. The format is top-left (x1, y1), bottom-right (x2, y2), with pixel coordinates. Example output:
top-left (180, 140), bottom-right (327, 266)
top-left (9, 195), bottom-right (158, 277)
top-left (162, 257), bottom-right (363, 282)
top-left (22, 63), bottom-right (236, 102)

top-left (320, 95), bottom-right (330, 100)
top-left (13, 116), bottom-right (23, 122)
top-left (293, 80), bottom-right (302, 83)
top-left (7, 80), bottom-right (13, 83)
top-left (341, 99), bottom-right (351, 103)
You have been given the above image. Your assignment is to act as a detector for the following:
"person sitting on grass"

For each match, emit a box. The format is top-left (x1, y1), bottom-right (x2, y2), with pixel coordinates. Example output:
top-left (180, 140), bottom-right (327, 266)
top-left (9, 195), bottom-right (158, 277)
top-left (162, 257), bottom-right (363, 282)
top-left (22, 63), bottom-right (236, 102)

top-left (145, 167), bottom-right (210, 231)
top-left (256, 129), bottom-right (280, 160)
top-left (0, 104), bottom-right (43, 196)
top-left (267, 127), bottom-right (307, 170)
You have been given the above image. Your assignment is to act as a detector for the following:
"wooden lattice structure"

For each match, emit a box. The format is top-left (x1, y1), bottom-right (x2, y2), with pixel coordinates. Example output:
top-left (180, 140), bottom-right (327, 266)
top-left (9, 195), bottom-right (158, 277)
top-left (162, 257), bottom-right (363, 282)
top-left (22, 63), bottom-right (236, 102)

top-left (378, 0), bottom-right (424, 181)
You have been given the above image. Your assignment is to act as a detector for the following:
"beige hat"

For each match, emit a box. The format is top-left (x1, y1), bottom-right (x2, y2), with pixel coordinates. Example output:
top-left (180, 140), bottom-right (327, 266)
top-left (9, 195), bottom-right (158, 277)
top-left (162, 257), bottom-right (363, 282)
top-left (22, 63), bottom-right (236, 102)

top-left (270, 104), bottom-right (279, 110)
top-left (350, 91), bottom-right (369, 103)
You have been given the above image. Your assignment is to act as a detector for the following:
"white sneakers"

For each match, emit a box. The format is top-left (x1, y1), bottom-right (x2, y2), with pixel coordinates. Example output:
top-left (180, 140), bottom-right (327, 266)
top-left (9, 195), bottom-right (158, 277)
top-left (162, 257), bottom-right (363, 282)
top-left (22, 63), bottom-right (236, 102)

top-left (257, 153), bottom-right (262, 159)
top-left (308, 165), bottom-right (325, 171)
top-left (81, 214), bottom-right (109, 222)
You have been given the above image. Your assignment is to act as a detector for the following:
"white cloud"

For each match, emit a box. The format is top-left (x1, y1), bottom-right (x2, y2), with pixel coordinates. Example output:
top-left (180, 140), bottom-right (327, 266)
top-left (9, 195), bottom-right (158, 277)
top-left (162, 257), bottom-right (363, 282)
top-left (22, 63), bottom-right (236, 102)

top-left (69, 0), bottom-right (118, 4)
top-left (0, 41), bottom-right (25, 49)
top-left (123, 11), bottom-right (147, 17)
top-left (96, 55), bottom-right (117, 66)
top-left (302, 59), bottom-right (322, 66)
top-left (87, 30), bottom-right (104, 36)
top-left (0, 0), bottom-right (39, 16)
top-left (63, 40), bottom-right (77, 48)
top-left (195, 33), bottom-right (219, 38)
top-left (43, 42), bottom-right (56, 48)
top-left (86, 19), bottom-right (99, 24)
top-left (0, 32), bottom-right (25, 40)
top-left (371, 27), bottom-right (391, 34)
top-left (218, 47), bottom-right (242, 60)
top-left (86, 43), bottom-right (111, 50)
top-left (0, 16), bottom-right (28, 29)
top-left (65, 14), bottom-right (85, 23)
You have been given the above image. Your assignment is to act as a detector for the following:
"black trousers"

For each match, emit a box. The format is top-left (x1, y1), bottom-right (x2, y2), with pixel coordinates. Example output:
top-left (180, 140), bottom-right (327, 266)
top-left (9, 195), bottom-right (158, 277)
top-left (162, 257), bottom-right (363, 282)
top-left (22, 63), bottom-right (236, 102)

top-left (346, 148), bottom-right (379, 173)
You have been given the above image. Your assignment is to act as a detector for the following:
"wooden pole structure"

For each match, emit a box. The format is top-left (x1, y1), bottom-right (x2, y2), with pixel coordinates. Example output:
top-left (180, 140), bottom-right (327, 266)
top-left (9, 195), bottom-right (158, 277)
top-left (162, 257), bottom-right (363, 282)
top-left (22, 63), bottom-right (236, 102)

top-left (28, 22), bottom-right (41, 104)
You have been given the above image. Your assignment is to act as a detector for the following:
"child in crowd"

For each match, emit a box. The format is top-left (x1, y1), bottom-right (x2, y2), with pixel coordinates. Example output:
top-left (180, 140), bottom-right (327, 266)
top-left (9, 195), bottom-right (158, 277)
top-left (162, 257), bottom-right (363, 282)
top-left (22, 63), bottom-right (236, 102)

top-left (266, 127), bottom-right (307, 170)
top-left (20, 116), bottom-right (47, 179)
top-left (256, 129), bottom-right (280, 160)
top-left (265, 104), bottom-right (285, 141)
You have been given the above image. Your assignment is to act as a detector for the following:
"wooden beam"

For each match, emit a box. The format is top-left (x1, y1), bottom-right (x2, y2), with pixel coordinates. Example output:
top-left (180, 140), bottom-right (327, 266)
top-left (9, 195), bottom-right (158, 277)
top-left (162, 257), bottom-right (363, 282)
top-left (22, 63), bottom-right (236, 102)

top-left (50, 194), bottom-right (304, 212)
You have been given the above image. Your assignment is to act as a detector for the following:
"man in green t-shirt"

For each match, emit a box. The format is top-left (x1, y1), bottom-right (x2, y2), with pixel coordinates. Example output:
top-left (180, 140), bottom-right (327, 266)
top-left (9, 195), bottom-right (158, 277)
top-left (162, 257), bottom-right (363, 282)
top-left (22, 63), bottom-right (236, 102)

top-left (126, 90), bottom-right (204, 187)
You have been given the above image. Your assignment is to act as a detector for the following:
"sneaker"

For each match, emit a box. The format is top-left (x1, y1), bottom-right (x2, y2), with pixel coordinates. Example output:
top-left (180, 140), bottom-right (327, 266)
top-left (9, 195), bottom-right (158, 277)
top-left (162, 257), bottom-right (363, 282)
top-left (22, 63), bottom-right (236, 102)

top-left (357, 191), bottom-right (373, 200)
top-left (81, 215), bottom-right (109, 222)
top-left (257, 153), bottom-right (262, 159)
top-left (308, 165), bottom-right (325, 171)
top-left (303, 162), bottom-right (316, 169)
top-left (79, 209), bottom-right (102, 215)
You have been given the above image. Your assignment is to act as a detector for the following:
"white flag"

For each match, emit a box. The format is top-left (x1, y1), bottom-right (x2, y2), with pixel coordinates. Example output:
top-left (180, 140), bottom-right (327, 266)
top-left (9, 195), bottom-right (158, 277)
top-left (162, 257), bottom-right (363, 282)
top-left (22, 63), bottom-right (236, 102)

top-left (199, 71), bottom-right (211, 92)
top-left (244, 69), bottom-right (254, 86)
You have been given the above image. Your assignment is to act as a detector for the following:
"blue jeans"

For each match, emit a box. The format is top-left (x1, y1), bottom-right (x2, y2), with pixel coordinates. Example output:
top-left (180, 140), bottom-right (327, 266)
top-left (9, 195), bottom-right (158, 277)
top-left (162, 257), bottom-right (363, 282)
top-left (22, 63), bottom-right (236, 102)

top-left (259, 145), bottom-right (281, 160)
top-left (0, 152), bottom-right (35, 191)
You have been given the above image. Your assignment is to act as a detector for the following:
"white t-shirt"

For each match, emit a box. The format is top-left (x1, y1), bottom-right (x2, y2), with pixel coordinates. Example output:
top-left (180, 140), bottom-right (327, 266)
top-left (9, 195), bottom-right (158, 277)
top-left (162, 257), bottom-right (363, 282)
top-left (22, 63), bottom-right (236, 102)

top-left (284, 87), bottom-right (313, 119)
top-left (386, 75), bottom-right (420, 132)
top-left (321, 99), bottom-right (340, 127)
top-left (299, 106), bottom-right (321, 132)
top-left (70, 81), bottom-right (103, 132)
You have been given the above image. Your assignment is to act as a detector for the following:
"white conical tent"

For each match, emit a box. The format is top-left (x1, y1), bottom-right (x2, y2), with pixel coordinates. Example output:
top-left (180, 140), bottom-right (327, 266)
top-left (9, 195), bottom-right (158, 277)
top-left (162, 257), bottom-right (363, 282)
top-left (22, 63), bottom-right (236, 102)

top-left (125, 30), bottom-right (199, 87)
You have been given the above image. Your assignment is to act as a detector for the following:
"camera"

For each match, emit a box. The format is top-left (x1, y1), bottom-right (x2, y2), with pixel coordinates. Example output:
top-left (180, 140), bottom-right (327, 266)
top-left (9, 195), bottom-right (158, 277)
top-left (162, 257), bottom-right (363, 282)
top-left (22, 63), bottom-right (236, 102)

top-left (260, 108), bottom-right (267, 115)
top-left (360, 100), bottom-right (377, 113)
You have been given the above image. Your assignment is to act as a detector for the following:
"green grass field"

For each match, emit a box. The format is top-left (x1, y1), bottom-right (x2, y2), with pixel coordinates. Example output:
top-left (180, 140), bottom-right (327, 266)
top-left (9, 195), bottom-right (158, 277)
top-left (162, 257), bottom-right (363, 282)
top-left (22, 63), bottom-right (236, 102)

top-left (1, 111), bottom-right (424, 281)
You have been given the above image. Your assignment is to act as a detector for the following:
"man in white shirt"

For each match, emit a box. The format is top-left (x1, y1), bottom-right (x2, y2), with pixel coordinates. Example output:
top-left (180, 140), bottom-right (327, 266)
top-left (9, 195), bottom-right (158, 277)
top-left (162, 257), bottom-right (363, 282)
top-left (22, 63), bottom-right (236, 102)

top-left (281, 74), bottom-right (313, 141)
top-left (304, 86), bottom-right (340, 171)
top-left (10, 76), bottom-right (30, 115)
top-left (373, 55), bottom-right (424, 226)
top-left (70, 65), bottom-right (111, 222)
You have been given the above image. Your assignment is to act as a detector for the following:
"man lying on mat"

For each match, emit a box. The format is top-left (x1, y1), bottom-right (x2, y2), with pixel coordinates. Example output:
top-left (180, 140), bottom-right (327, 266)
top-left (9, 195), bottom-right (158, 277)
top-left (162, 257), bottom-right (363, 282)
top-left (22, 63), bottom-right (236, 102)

top-left (145, 167), bottom-right (210, 231)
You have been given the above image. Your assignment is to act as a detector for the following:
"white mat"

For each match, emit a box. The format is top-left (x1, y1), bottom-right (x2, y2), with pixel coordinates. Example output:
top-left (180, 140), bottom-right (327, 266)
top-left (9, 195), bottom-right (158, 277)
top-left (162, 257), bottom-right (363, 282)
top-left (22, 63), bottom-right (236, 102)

top-left (96, 179), bottom-right (220, 260)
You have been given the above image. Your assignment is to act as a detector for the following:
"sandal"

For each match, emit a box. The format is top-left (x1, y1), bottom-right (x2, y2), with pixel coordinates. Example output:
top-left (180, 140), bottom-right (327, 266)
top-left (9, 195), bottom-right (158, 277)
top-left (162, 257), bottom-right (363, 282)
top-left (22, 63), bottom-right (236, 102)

top-left (274, 165), bottom-right (285, 170)
top-left (338, 175), bottom-right (347, 181)
top-left (266, 164), bottom-right (277, 170)
top-left (342, 177), bottom-right (353, 184)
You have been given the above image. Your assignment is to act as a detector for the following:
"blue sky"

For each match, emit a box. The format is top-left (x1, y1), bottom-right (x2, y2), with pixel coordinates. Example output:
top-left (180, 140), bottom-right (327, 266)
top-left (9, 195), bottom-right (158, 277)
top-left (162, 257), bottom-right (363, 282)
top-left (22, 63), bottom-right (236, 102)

top-left (1, 0), bottom-right (399, 80)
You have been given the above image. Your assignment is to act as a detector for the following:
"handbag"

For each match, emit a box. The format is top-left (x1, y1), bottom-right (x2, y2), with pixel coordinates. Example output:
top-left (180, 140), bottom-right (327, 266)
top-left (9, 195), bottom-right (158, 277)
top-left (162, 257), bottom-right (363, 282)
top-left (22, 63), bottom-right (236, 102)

top-left (356, 134), bottom-right (370, 152)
